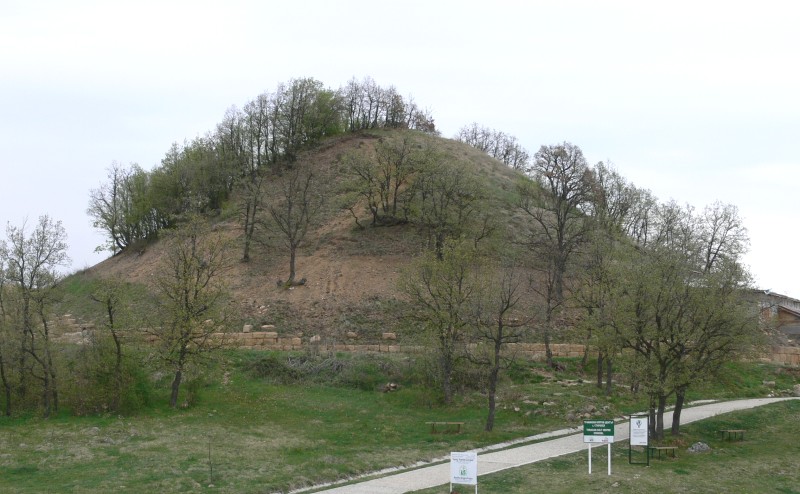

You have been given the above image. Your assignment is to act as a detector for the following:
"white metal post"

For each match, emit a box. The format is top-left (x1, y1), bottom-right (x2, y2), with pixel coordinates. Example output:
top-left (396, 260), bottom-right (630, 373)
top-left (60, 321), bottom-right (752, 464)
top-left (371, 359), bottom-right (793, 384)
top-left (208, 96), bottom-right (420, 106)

top-left (607, 442), bottom-right (612, 475)
top-left (588, 444), bottom-right (592, 474)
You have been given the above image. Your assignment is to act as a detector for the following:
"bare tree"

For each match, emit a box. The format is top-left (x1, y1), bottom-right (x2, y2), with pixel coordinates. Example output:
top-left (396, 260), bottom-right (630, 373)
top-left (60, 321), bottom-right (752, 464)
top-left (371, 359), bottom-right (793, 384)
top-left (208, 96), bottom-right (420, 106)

top-left (239, 170), bottom-right (268, 262)
top-left (699, 201), bottom-right (749, 274)
top-left (267, 163), bottom-right (324, 286)
top-left (469, 265), bottom-right (528, 431)
top-left (455, 123), bottom-right (530, 171)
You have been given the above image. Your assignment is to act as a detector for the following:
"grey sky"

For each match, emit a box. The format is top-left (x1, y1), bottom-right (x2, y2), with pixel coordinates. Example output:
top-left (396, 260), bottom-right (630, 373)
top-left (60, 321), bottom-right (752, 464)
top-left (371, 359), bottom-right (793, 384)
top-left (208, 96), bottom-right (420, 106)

top-left (2, 0), bottom-right (798, 296)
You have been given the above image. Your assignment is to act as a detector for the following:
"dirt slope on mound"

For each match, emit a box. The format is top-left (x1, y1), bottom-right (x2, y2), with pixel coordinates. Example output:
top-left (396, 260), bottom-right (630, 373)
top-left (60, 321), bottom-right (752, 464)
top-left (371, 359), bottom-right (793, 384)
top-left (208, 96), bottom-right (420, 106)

top-left (85, 131), bottom-right (524, 340)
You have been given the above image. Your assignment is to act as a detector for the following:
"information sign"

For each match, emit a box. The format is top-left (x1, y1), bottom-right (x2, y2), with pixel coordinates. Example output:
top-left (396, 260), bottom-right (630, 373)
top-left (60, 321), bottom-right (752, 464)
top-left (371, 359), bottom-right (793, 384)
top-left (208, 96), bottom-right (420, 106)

top-left (583, 420), bottom-right (615, 443)
top-left (450, 451), bottom-right (478, 486)
top-left (630, 416), bottom-right (649, 446)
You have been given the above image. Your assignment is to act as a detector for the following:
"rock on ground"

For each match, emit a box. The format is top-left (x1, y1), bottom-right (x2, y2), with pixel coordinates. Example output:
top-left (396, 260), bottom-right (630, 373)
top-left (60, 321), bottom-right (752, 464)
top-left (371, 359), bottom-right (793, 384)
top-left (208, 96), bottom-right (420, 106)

top-left (687, 442), bottom-right (711, 453)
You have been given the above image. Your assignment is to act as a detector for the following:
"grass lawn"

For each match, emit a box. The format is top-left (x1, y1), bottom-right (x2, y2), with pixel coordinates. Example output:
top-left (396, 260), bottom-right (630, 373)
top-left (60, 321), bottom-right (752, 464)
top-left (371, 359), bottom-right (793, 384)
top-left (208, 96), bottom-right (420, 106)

top-left (412, 400), bottom-right (800, 494)
top-left (0, 351), bottom-right (796, 494)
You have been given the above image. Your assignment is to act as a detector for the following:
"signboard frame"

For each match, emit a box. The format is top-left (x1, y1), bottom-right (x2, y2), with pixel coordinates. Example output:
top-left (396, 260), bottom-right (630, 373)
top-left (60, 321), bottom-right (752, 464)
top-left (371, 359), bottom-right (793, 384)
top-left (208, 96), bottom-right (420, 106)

top-left (629, 415), bottom-right (650, 466)
top-left (583, 419), bottom-right (615, 475)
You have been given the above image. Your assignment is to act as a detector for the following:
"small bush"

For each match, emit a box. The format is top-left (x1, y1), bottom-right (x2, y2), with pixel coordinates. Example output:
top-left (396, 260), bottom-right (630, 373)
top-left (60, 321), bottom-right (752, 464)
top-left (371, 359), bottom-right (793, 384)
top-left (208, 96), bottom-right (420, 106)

top-left (62, 342), bottom-right (154, 416)
top-left (242, 352), bottom-right (417, 391)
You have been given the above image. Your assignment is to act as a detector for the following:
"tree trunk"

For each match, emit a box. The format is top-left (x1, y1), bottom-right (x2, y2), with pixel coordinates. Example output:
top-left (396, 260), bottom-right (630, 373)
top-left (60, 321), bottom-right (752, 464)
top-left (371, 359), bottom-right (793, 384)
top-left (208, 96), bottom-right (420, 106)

top-left (580, 330), bottom-right (591, 370)
top-left (671, 386), bottom-right (687, 436)
top-left (596, 352), bottom-right (604, 388)
top-left (605, 357), bottom-right (613, 396)
top-left (112, 330), bottom-right (122, 411)
top-left (0, 354), bottom-right (11, 416)
top-left (170, 368), bottom-right (183, 408)
top-left (288, 245), bottom-right (297, 284)
top-left (485, 339), bottom-right (502, 432)
top-left (42, 368), bottom-right (51, 418)
top-left (543, 326), bottom-right (554, 368)
top-left (654, 393), bottom-right (667, 440)
top-left (485, 366), bottom-right (499, 432)
top-left (242, 202), bottom-right (253, 262)
top-left (441, 359), bottom-right (453, 405)
top-left (40, 309), bottom-right (58, 417)
top-left (543, 291), bottom-right (556, 368)
top-left (47, 352), bottom-right (58, 415)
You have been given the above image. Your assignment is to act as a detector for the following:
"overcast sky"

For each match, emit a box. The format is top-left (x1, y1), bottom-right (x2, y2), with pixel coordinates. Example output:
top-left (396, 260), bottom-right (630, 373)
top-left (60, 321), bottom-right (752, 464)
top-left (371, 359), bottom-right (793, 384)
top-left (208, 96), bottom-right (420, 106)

top-left (2, 0), bottom-right (798, 297)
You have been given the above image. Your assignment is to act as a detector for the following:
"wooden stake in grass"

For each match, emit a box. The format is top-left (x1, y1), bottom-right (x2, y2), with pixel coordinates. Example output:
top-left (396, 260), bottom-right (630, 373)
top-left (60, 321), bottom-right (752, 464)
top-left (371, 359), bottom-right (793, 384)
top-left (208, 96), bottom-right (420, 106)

top-left (208, 435), bottom-right (213, 485)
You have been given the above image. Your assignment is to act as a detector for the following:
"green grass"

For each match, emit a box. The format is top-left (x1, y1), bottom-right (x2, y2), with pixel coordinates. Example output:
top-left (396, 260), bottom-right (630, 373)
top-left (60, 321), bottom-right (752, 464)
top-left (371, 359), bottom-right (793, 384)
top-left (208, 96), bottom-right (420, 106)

top-left (0, 353), bottom-right (796, 493)
top-left (412, 400), bottom-right (800, 494)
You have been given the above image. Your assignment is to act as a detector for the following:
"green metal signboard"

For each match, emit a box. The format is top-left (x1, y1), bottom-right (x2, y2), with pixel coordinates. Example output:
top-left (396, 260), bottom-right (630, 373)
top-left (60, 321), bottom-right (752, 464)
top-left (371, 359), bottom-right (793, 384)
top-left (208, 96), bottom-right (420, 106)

top-left (583, 419), bottom-right (615, 443)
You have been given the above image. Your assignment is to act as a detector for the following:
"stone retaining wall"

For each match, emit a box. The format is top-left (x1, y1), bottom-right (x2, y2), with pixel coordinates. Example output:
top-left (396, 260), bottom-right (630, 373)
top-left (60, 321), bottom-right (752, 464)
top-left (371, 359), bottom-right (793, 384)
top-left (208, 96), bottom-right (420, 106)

top-left (219, 335), bottom-right (799, 367)
top-left (771, 346), bottom-right (800, 366)
top-left (49, 314), bottom-right (800, 366)
top-left (216, 334), bottom-right (586, 359)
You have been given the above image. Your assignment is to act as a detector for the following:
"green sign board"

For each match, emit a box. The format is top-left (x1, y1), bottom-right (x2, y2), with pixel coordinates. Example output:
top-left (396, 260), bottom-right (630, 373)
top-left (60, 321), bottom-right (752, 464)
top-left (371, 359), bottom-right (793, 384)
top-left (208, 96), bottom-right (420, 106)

top-left (583, 420), bottom-right (615, 443)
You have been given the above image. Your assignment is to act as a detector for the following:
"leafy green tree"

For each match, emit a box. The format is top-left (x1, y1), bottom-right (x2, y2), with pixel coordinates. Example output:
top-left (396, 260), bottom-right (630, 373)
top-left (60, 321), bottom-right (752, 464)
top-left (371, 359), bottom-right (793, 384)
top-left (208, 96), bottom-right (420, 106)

top-left (574, 163), bottom-right (642, 389)
top-left (150, 217), bottom-right (230, 408)
top-left (0, 254), bottom-right (12, 415)
top-left (400, 240), bottom-right (478, 404)
top-left (87, 162), bottom-right (131, 254)
top-left (518, 142), bottom-right (594, 367)
top-left (416, 158), bottom-right (487, 259)
top-left (88, 162), bottom-right (162, 253)
top-left (273, 78), bottom-right (341, 162)
top-left (343, 135), bottom-right (424, 227)
top-left (0, 216), bottom-right (70, 416)
top-left (609, 201), bottom-right (757, 439)
top-left (89, 277), bottom-right (130, 410)
top-left (469, 264), bottom-right (528, 431)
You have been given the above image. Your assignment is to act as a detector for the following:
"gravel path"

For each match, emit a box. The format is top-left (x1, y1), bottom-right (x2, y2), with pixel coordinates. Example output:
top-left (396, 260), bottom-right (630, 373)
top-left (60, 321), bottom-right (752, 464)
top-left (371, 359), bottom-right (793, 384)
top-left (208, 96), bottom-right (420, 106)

top-left (305, 397), bottom-right (798, 494)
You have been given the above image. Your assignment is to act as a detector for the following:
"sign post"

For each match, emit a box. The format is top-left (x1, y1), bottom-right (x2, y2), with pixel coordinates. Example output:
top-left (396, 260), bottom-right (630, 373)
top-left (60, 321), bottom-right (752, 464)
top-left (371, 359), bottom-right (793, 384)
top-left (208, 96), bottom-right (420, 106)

top-left (629, 415), bottom-right (649, 466)
top-left (450, 451), bottom-right (478, 494)
top-left (583, 420), bottom-right (614, 476)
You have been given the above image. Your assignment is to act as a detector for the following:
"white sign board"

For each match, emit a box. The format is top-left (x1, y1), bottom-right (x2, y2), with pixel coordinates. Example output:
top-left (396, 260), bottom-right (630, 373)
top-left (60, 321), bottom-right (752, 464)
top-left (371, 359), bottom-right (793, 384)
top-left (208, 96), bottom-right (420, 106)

top-left (450, 451), bottom-right (478, 486)
top-left (630, 416), bottom-right (649, 446)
